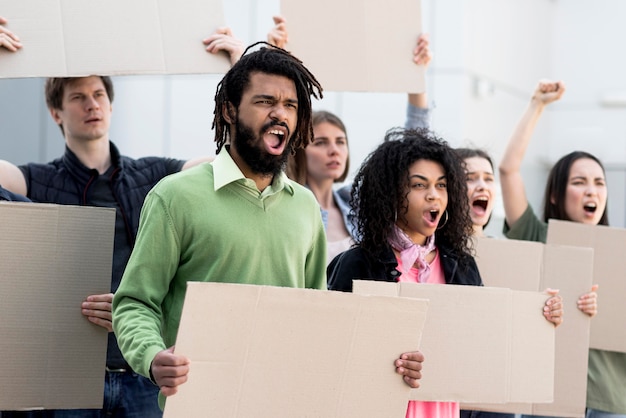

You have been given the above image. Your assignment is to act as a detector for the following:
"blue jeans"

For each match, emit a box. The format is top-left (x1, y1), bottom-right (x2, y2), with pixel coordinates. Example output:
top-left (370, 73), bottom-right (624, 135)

top-left (586, 408), bottom-right (626, 418)
top-left (2, 370), bottom-right (161, 418)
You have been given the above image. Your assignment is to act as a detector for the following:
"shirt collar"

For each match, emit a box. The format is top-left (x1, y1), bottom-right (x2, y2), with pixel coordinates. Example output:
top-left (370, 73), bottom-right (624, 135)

top-left (212, 147), bottom-right (294, 196)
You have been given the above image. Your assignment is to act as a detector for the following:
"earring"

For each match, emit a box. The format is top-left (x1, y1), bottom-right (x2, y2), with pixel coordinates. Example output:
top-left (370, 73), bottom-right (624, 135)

top-left (437, 210), bottom-right (449, 230)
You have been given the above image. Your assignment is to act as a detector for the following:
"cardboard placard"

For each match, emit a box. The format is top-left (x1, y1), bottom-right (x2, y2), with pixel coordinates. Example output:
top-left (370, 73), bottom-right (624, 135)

top-left (353, 280), bottom-right (555, 404)
top-left (281, 0), bottom-right (425, 93)
top-left (463, 237), bottom-right (593, 417)
top-left (547, 219), bottom-right (626, 352)
top-left (0, 202), bottom-right (115, 410)
top-left (0, 0), bottom-right (231, 78)
top-left (163, 282), bottom-right (429, 418)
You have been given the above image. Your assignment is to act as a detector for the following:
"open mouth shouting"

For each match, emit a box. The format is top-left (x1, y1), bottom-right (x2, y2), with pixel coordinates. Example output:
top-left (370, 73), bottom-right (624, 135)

top-left (583, 202), bottom-right (597, 218)
top-left (263, 125), bottom-right (289, 156)
top-left (471, 196), bottom-right (489, 217)
top-left (425, 208), bottom-right (440, 228)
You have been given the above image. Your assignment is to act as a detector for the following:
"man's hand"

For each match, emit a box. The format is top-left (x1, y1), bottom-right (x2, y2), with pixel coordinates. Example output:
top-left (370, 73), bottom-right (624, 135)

top-left (81, 293), bottom-right (114, 332)
top-left (543, 288), bottom-right (563, 327)
top-left (151, 347), bottom-right (190, 397)
top-left (578, 284), bottom-right (598, 317)
top-left (0, 16), bottom-right (22, 52)
top-left (267, 15), bottom-right (288, 49)
top-left (395, 351), bottom-right (424, 388)
top-left (203, 26), bottom-right (244, 66)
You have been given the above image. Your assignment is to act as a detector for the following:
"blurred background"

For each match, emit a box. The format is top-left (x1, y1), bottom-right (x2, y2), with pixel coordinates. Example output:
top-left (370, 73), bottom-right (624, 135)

top-left (1, 0), bottom-right (625, 235)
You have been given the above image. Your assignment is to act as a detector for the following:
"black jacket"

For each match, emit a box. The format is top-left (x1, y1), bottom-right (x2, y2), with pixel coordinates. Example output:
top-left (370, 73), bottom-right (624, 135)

top-left (19, 141), bottom-right (184, 368)
top-left (328, 244), bottom-right (482, 292)
top-left (0, 185), bottom-right (31, 202)
top-left (20, 142), bottom-right (184, 244)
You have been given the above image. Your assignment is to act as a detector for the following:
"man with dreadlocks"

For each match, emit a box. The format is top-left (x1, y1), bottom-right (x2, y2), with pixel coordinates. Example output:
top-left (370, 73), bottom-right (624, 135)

top-left (113, 44), bottom-right (326, 406)
top-left (113, 44), bottom-right (426, 409)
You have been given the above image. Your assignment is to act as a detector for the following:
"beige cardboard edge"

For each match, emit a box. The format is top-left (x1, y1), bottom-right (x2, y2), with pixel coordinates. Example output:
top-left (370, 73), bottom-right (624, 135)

top-left (464, 237), bottom-right (593, 417)
top-left (281, 0), bottom-right (425, 93)
top-left (0, 0), bottom-right (231, 78)
top-left (547, 218), bottom-right (626, 352)
top-left (164, 282), bottom-right (429, 418)
top-left (353, 280), bottom-right (554, 404)
top-left (0, 203), bottom-right (115, 409)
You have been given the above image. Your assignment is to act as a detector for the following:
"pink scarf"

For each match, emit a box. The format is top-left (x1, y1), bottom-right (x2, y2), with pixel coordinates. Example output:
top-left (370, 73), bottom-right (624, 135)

top-left (388, 226), bottom-right (436, 283)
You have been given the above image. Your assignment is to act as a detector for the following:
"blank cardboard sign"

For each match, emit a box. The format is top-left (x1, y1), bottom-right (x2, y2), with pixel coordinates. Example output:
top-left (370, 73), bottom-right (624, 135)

top-left (353, 280), bottom-right (555, 404)
top-left (163, 282), bottom-right (429, 418)
top-left (0, 203), bottom-right (115, 410)
top-left (0, 0), bottom-right (231, 78)
top-left (547, 219), bottom-right (626, 353)
top-left (465, 237), bottom-right (593, 417)
top-left (281, 0), bottom-right (425, 93)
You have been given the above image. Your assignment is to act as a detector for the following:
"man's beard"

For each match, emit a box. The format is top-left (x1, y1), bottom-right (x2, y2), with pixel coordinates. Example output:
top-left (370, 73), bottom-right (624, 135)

top-left (232, 118), bottom-right (291, 177)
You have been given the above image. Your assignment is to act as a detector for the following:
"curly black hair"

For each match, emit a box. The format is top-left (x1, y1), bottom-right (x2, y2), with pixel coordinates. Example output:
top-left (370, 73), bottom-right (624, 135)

top-left (212, 42), bottom-right (323, 154)
top-left (351, 127), bottom-right (475, 266)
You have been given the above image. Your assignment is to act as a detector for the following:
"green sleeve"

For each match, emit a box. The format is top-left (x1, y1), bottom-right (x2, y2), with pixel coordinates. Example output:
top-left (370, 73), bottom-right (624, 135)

top-left (502, 203), bottom-right (548, 243)
top-left (112, 190), bottom-right (181, 378)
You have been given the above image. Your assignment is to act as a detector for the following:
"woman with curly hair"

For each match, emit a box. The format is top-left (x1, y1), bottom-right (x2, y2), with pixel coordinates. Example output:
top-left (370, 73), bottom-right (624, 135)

top-left (327, 127), bottom-right (482, 418)
top-left (328, 128), bottom-right (564, 417)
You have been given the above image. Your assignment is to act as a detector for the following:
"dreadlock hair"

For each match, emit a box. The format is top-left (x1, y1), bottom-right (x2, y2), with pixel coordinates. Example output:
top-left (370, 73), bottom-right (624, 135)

top-left (542, 151), bottom-right (609, 225)
top-left (351, 127), bottom-right (475, 267)
top-left (212, 42), bottom-right (323, 154)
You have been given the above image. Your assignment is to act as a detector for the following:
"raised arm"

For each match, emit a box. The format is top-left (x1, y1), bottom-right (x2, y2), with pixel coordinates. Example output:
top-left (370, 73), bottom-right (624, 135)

top-left (0, 16), bottom-right (22, 52)
top-left (0, 160), bottom-right (27, 196)
top-left (406, 33), bottom-right (432, 130)
top-left (499, 80), bottom-right (565, 228)
top-left (407, 33), bottom-right (432, 110)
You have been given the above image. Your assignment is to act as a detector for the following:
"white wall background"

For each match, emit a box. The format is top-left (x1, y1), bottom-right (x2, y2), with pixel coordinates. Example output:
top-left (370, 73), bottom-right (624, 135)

top-left (1, 0), bottom-right (625, 233)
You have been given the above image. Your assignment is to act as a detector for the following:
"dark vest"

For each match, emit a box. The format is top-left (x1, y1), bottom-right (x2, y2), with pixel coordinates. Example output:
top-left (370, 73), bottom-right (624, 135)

top-left (22, 142), bottom-right (183, 244)
top-left (0, 185), bottom-right (31, 202)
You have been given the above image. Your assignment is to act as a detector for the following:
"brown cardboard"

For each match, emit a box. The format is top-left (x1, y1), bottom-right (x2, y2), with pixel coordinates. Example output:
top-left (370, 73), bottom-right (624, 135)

top-left (353, 280), bottom-right (555, 404)
top-left (547, 219), bottom-right (626, 352)
top-left (463, 237), bottom-right (593, 417)
top-left (163, 282), bottom-right (429, 418)
top-left (281, 0), bottom-right (425, 93)
top-left (0, 0), bottom-right (231, 78)
top-left (0, 202), bottom-right (115, 410)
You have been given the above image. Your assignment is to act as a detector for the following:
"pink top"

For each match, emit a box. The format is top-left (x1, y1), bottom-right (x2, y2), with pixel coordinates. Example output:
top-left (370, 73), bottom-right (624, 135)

top-left (396, 248), bottom-right (459, 418)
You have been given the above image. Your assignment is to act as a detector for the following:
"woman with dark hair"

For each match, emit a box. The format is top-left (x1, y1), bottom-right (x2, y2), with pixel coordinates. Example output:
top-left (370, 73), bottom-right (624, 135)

top-left (540, 151), bottom-right (609, 226)
top-left (327, 128), bottom-right (469, 417)
top-left (456, 148), bottom-right (497, 237)
top-left (328, 128), bottom-right (479, 294)
top-left (455, 147), bottom-right (514, 418)
top-left (286, 110), bottom-right (355, 263)
top-left (499, 80), bottom-right (621, 418)
top-left (328, 128), bottom-right (564, 417)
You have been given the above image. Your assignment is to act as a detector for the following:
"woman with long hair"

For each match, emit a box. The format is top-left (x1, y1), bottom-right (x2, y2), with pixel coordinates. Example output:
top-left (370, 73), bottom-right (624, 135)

top-left (499, 80), bottom-right (615, 418)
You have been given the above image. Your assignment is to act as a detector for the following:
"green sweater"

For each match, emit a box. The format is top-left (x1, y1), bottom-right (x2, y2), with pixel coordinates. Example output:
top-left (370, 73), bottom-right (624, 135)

top-left (113, 150), bottom-right (327, 384)
top-left (505, 204), bottom-right (626, 414)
